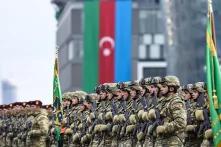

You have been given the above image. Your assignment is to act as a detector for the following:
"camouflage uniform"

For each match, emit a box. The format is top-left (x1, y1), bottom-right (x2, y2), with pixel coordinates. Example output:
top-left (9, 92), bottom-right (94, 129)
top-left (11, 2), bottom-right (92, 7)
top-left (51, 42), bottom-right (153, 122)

top-left (25, 104), bottom-right (36, 147)
top-left (153, 76), bottom-right (187, 147)
top-left (67, 91), bottom-right (87, 147)
top-left (6, 104), bottom-right (14, 147)
top-left (136, 77), bottom-right (153, 147)
top-left (185, 82), bottom-right (210, 147)
top-left (62, 92), bottom-right (75, 147)
top-left (0, 105), bottom-right (5, 147)
top-left (122, 81), bottom-right (143, 147)
top-left (90, 85), bottom-right (108, 147)
top-left (28, 100), bottom-right (49, 147)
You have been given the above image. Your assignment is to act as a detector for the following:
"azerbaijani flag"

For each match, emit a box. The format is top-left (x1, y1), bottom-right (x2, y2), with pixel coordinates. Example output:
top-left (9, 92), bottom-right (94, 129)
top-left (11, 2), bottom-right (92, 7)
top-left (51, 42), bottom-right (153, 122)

top-left (83, 0), bottom-right (132, 92)
top-left (206, 1), bottom-right (221, 146)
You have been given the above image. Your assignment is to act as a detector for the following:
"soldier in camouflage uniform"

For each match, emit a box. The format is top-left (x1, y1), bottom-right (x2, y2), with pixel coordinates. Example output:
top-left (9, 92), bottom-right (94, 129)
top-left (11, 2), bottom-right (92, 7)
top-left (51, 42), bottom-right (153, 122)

top-left (70, 91), bottom-right (87, 147)
top-left (97, 84), bottom-right (116, 147)
top-left (93, 83), bottom-right (116, 147)
top-left (81, 94), bottom-right (95, 147)
top-left (145, 77), bottom-right (164, 147)
top-left (16, 102), bottom-right (27, 147)
top-left (5, 103), bottom-right (14, 147)
top-left (181, 84), bottom-right (199, 147)
top-left (122, 81), bottom-right (142, 147)
top-left (28, 100), bottom-right (49, 147)
top-left (111, 83), bottom-right (126, 147)
top-left (151, 76), bottom-right (187, 147)
top-left (61, 92), bottom-right (74, 147)
top-left (0, 105), bottom-right (5, 147)
top-left (12, 102), bottom-right (21, 147)
top-left (136, 77), bottom-right (153, 147)
top-left (91, 85), bottom-right (108, 147)
top-left (41, 104), bottom-right (54, 147)
top-left (117, 82), bottom-right (132, 147)
top-left (192, 82), bottom-right (211, 147)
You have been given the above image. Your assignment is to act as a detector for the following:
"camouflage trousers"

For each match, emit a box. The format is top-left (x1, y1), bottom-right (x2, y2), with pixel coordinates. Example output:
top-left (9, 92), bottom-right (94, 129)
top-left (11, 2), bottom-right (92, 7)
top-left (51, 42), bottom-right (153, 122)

top-left (12, 137), bottom-right (18, 147)
top-left (26, 134), bottom-right (31, 146)
top-left (0, 135), bottom-right (5, 147)
top-left (6, 134), bottom-right (13, 147)
top-left (155, 135), bottom-right (184, 147)
top-left (143, 137), bottom-right (154, 147)
top-left (135, 141), bottom-right (144, 147)
top-left (29, 136), bottom-right (47, 147)
top-left (111, 136), bottom-right (119, 147)
top-left (17, 139), bottom-right (25, 147)
top-left (200, 139), bottom-right (213, 147)
top-left (98, 136), bottom-right (112, 147)
top-left (89, 134), bottom-right (102, 147)
top-left (118, 137), bottom-right (136, 147)
top-left (184, 136), bottom-right (202, 147)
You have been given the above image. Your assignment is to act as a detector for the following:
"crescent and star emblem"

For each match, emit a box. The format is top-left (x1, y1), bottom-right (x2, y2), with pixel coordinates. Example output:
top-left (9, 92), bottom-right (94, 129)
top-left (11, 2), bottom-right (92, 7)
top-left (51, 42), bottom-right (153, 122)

top-left (99, 36), bottom-right (115, 57)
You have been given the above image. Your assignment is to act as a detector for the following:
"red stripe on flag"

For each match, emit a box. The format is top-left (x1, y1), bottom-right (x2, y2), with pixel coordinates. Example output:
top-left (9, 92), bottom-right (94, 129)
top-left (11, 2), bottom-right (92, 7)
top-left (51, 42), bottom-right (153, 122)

top-left (99, 0), bottom-right (115, 84)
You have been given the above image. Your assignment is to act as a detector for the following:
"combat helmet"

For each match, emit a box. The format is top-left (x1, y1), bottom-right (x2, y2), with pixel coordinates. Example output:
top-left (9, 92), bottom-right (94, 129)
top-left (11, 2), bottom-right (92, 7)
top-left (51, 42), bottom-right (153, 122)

top-left (104, 83), bottom-right (119, 93)
top-left (117, 81), bottom-right (130, 91)
top-left (161, 75), bottom-right (180, 87)
top-left (84, 94), bottom-right (94, 104)
top-left (182, 84), bottom-right (193, 92)
top-left (95, 84), bottom-right (102, 94)
top-left (129, 80), bottom-right (142, 91)
top-left (151, 76), bottom-right (162, 85)
top-left (62, 92), bottom-right (71, 100)
top-left (69, 90), bottom-right (87, 100)
top-left (140, 77), bottom-right (152, 87)
top-left (193, 82), bottom-right (206, 93)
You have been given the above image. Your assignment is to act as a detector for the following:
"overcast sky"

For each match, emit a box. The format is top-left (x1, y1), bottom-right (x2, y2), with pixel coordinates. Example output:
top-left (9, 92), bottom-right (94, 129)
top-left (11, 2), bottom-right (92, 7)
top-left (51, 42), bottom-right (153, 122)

top-left (0, 0), bottom-right (56, 104)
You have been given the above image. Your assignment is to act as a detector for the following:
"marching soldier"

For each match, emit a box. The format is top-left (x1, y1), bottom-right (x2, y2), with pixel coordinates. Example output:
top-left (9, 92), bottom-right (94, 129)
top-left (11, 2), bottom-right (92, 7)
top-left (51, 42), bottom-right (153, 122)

top-left (151, 76), bottom-right (187, 147)
top-left (61, 92), bottom-right (74, 147)
top-left (136, 77), bottom-right (152, 147)
top-left (28, 100), bottom-right (49, 147)
top-left (192, 82), bottom-right (211, 147)
top-left (91, 84), bottom-right (109, 147)
top-left (81, 95), bottom-right (94, 147)
top-left (5, 103), bottom-right (14, 147)
top-left (0, 105), bottom-right (5, 147)
top-left (69, 91), bottom-right (87, 147)
top-left (16, 102), bottom-right (27, 147)
top-left (117, 82), bottom-right (132, 147)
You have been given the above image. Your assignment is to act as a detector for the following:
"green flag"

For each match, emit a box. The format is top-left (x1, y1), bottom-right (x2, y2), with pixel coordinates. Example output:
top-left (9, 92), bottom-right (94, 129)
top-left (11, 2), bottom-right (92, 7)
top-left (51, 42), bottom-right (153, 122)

top-left (206, 2), bottom-right (221, 146)
top-left (83, 0), bottom-right (99, 92)
top-left (53, 57), bottom-right (63, 141)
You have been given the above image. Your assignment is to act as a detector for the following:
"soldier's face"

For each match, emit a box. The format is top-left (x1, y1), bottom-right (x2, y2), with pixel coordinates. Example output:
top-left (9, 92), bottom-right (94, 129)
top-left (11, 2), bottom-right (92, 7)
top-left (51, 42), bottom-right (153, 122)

top-left (160, 84), bottom-right (169, 95)
top-left (80, 105), bottom-right (85, 111)
top-left (191, 90), bottom-right (199, 99)
top-left (184, 90), bottom-right (191, 100)
top-left (67, 100), bottom-right (71, 106)
top-left (147, 85), bottom-right (156, 95)
top-left (94, 94), bottom-right (100, 101)
top-left (62, 101), bottom-right (67, 107)
top-left (122, 91), bottom-right (129, 100)
top-left (113, 90), bottom-right (122, 99)
top-left (130, 89), bottom-right (136, 98)
top-left (100, 92), bottom-right (106, 100)
top-left (72, 98), bottom-right (78, 105)
top-left (107, 93), bottom-right (113, 100)
top-left (140, 88), bottom-right (146, 96)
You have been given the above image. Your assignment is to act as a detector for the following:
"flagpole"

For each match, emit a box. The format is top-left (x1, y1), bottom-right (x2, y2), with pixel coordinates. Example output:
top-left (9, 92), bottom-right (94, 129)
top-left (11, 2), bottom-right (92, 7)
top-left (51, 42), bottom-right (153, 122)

top-left (207, 0), bottom-right (219, 109)
top-left (209, 0), bottom-right (217, 48)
